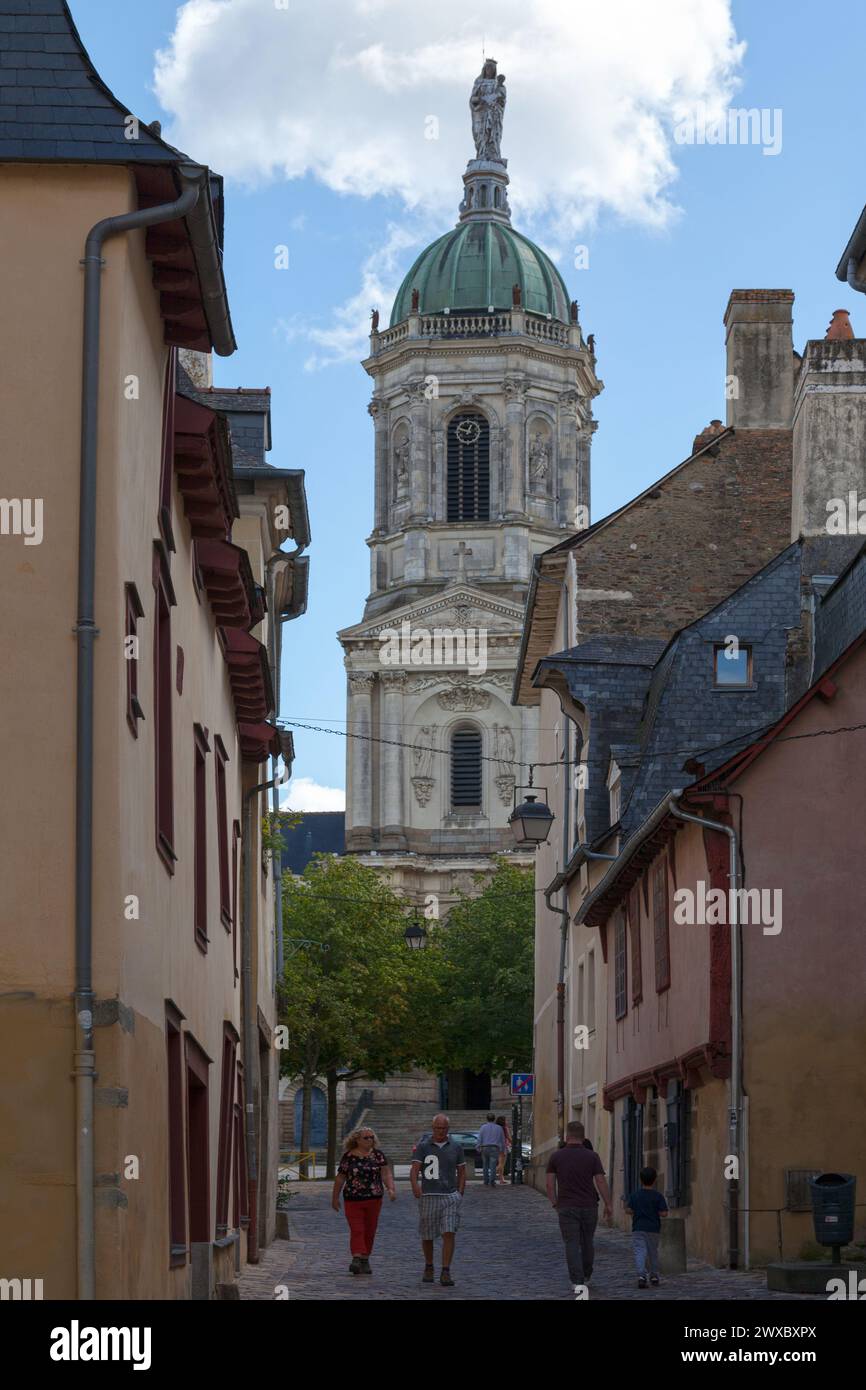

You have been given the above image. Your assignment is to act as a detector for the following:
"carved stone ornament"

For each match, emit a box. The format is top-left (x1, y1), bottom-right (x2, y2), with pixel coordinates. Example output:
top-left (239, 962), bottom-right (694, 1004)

top-left (348, 672), bottom-right (376, 693)
top-left (411, 777), bottom-right (435, 808)
top-left (406, 378), bottom-right (428, 405)
top-left (495, 773), bottom-right (516, 806)
top-left (503, 377), bottom-right (527, 402)
top-left (437, 682), bottom-right (490, 712)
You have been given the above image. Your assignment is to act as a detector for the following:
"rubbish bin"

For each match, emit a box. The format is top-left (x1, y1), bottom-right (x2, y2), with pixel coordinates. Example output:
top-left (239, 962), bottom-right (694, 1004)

top-left (809, 1172), bottom-right (856, 1255)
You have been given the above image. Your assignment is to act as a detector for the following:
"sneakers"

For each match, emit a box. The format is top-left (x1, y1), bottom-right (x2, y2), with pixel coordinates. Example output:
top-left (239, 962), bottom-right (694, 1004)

top-left (650, 1274), bottom-right (660, 1286)
top-left (440, 1267), bottom-right (455, 1287)
top-left (359, 1257), bottom-right (372, 1275)
top-left (350, 1256), bottom-right (362, 1276)
top-left (637, 1275), bottom-right (648, 1288)
top-left (422, 1264), bottom-right (435, 1283)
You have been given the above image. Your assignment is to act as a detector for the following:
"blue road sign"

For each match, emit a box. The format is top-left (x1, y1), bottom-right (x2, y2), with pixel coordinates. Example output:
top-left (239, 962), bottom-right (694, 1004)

top-left (510, 1072), bottom-right (534, 1096)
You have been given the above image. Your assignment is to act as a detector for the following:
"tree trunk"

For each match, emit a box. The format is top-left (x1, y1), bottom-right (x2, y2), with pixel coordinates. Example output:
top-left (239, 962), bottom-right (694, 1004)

top-left (299, 1071), bottom-right (313, 1180)
top-left (326, 1068), bottom-right (339, 1179)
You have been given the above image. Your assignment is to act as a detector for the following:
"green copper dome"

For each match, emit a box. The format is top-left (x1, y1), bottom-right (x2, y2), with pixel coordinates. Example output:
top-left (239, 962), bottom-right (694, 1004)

top-left (390, 221), bottom-right (571, 327)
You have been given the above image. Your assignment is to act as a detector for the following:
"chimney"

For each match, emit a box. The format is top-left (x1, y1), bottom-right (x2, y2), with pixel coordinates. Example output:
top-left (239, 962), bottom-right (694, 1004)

top-left (791, 311), bottom-right (866, 539)
top-left (724, 290), bottom-right (794, 429)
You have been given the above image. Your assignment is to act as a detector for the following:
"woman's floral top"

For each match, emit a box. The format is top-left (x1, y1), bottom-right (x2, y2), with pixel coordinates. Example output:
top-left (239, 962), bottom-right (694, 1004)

top-left (338, 1147), bottom-right (388, 1201)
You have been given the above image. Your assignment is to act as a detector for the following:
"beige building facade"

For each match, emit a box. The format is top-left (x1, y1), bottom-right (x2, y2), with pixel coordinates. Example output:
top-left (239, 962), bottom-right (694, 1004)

top-left (0, 7), bottom-right (309, 1300)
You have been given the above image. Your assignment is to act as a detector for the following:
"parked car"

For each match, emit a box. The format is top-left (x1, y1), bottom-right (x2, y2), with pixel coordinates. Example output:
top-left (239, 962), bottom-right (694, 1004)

top-left (412, 1130), bottom-right (482, 1169)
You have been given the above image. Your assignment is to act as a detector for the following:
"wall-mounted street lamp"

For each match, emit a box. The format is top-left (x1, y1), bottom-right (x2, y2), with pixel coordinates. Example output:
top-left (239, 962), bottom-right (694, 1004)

top-left (509, 770), bottom-right (555, 847)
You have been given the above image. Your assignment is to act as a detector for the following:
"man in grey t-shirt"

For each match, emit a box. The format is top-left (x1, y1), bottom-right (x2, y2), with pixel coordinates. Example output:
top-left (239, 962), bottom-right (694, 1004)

top-left (410, 1113), bottom-right (466, 1287)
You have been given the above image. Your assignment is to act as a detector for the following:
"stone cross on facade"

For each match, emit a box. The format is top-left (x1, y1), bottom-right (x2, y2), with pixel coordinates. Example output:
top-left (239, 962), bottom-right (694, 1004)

top-left (453, 540), bottom-right (472, 582)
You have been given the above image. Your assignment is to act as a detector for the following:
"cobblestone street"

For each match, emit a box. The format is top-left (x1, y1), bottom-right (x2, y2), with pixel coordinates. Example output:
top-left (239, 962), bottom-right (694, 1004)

top-left (239, 1181), bottom-right (814, 1301)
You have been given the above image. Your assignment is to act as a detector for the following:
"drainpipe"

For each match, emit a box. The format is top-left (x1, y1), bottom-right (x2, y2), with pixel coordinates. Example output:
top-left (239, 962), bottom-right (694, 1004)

top-left (74, 166), bottom-right (204, 1301)
top-left (242, 764), bottom-right (288, 1262)
top-left (846, 256), bottom-right (866, 295)
top-left (265, 545), bottom-right (307, 984)
top-left (545, 885), bottom-right (570, 1146)
top-left (668, 797), bottom-right (743, 1270)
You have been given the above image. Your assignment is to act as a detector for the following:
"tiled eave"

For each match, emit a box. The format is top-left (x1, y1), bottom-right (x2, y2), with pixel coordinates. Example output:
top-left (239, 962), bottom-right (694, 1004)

top-left (238, 721), bottom-right (281, 765)
top-left (195, 538), bottom-right (264, 630)
top-left (603, 1042), bottom-right (731, 1112)
top-left (174, 392), bottom-right (238, 539)
top-left (219, 626), bottom-right (274, 725)
top-left (582, 815), bottom-right (683, 939)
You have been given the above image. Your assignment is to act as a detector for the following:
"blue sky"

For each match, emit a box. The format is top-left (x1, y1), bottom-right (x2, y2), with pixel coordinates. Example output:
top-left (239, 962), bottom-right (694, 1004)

top-left (73, 0), bottom-right (866, 805)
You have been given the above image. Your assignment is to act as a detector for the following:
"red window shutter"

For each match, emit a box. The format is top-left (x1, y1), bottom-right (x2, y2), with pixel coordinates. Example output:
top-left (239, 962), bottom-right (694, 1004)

top-left (653, 857), bottom-right (671, 992)
top-left (215, 1027), bottom-right (238, 1236)
top-left (215, 737), bottom-right (231, 928)
top-left (165, 1007), bottom-right (187, 1266)
top-left (184, 1032), bottom-right (211, 1245)
top-left (193, 725), bottom-right (210, 952)
top-left (124, 582), bottom-right (144, 737)
top-left (159, 347), bottom-right (177, 551)
top-left (628, 885), bottom-right (642, 1004)
top-left (153, 547), bottom-right (176, 873)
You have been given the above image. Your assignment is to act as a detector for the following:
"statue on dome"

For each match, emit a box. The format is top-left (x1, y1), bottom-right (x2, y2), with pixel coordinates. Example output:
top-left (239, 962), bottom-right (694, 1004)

top-left (470, 59), bottom-right (506, 162)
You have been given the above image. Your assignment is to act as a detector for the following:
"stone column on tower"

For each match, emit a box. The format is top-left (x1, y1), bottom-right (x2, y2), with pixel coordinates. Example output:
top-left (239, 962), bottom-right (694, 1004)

top-left (408, 379), bottom-right (430, 523)
top-left (557, 389), bottom-right (580, 528)
top-left (504, 377), bottom-right (527, 518)
top-left (379, 670), bottom-right (407, 848)
top-left (369, 397), bottom-right (388, 532)
top-left (346, 671), bottom-right (375, 849)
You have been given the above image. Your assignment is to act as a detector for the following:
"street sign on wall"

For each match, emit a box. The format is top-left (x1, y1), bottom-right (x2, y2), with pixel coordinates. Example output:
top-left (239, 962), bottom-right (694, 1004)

top-left (510, 1072), bottom-right (534, 1096)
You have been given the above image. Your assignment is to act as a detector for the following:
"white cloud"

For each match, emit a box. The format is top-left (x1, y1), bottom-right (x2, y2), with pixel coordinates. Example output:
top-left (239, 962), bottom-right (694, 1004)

top-left (290, 220), bottom-right (427, 370)
top-left (155, 0), bottom-right (743, 229)
top-left (281, 777), bottom-right (346, 813)
top-left (155, 0), bottom-right (744, 362)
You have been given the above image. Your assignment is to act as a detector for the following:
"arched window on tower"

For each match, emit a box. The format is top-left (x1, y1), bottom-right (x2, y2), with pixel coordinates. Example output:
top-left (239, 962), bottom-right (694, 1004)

top-left (451, 724), bottom-right (483, 810)
top-left (447, 412), bottom-right (490, 522)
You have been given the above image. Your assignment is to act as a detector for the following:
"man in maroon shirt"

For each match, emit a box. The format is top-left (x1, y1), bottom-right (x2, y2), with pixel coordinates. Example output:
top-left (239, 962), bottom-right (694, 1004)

top-left (546, 1121), bottom-right (613, 1287)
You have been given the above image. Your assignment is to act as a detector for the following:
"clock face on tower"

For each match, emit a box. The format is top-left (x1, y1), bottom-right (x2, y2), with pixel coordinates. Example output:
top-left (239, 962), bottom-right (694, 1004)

top-left (455, 418), bottom-right (481, 446)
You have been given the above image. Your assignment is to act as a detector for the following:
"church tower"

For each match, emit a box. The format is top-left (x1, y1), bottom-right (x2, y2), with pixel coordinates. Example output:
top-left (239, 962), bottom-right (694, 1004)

top-left (338, 62), bottom-right (602, 925)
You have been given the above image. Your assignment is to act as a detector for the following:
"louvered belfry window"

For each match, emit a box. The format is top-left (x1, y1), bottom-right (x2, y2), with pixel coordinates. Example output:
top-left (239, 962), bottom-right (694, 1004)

top-left (447, 412), bottom-right (490, 521)
top-left (451, 726), bottom-right (482, 809)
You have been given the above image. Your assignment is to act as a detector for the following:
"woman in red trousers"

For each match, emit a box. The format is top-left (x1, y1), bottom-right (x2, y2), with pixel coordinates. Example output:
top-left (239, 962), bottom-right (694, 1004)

top-left (332, 1127), bottom-right (395, 1275)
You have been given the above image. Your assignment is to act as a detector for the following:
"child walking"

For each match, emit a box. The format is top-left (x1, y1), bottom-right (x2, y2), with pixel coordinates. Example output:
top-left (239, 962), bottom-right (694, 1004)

top-left (625, 1166), bottom-right (668, 1288)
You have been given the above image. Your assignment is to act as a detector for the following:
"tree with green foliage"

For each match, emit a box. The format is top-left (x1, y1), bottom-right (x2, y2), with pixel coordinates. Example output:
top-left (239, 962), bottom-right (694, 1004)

top-left (417, 859), bottom-right (535, 1081)
top-left (278, 854), bottom-right (437, 1176)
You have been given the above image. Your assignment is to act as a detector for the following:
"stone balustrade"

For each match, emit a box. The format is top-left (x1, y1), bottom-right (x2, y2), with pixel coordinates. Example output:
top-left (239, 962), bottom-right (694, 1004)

top-left (372, 310), bottom-right (574, 353)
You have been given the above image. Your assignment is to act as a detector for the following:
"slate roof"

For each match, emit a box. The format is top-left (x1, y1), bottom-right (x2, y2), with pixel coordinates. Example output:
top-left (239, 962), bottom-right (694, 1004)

top-left (0, 1), bottom-right (188, 164)
top-left (536, 544), bottom-right (806, 845)
top-left (813, 539), bottom-right (866, 677)
top-left (177, 364), bottom-right (271, 467)
top-left (281, 813), bottom-right (346, 875)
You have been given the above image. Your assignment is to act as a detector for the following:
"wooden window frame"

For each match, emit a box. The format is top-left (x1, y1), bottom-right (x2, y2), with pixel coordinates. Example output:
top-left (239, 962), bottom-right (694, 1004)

top-left (193, 723), bottom-right (210, 954)
top-left (158, 347), bottom-right (177, 553)
top-left (184, 1032), bottom-right (212, 1246)
top-left (124, 581), bottom-right (145, 738)
top-left (628, 885), bottom-right (643, 1004)
top-left (652, 856), bottom-right (671, 993)
top-left (233, 1061), bottom-right (249, 1229)
top-left (153, 544), bottom-right (177, 874)
top-left (713, 642), bottom-right (753, 688)
top-left (614, 908), bottom-right (628, 1020)
top-left (165, 1001), bottom-right (187, 1267)
top-left (215, 1023), bottom-right (239, 1237)
top-left (214, 736), bottom-right (231, 930)
top-left (231, 820), bottom-right (241, 984)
